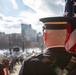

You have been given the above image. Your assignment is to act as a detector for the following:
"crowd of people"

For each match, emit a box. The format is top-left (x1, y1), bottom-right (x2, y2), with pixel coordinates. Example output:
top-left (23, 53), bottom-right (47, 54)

top-left (0, 54), bottom-right (24, 75)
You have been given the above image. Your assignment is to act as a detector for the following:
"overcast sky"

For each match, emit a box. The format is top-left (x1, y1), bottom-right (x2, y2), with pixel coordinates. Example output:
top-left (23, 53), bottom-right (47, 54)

top-left (0, 0), bottom-right (65, 34)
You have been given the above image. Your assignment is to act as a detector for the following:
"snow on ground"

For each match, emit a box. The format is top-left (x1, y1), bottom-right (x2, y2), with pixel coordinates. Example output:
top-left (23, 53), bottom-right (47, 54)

top-left (0, 48), bottom-right (42, 57)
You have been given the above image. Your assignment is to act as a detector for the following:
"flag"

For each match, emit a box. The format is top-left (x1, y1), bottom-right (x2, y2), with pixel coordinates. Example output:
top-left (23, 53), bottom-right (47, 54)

top-left (64, 0), bottom-right (76, 53)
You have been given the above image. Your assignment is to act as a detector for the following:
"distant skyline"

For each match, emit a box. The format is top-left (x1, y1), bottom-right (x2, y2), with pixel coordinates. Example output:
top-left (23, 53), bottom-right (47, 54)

top-left (0, 0), bottom-right (65, 34)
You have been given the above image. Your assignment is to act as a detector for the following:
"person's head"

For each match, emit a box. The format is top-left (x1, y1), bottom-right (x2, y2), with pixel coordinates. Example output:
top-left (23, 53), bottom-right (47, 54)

top-left (43, 28), bottom-right (67, 48)
top-left (40, 17), bottom-right (70, 48)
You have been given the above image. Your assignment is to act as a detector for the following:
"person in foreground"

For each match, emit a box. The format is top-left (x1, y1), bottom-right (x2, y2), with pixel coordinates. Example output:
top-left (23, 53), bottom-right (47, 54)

top-left (18, 17), bottom-right (72, 75)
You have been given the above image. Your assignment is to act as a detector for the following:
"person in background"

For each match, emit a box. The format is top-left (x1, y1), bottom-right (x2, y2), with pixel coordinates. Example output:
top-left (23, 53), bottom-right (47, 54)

top-left (18, 17), bottom-right (72, 75)
top-left (0, 53), bottom-right (8, 75)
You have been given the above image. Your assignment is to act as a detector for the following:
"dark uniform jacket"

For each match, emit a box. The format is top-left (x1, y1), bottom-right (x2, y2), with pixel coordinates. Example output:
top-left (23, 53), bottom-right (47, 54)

top-left (19, 47), bottom-right (72, 75)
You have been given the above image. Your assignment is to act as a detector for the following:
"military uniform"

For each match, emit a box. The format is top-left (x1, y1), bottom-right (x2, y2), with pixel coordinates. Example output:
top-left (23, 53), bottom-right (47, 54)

top-left (19, 47), bottom-right (72, 75)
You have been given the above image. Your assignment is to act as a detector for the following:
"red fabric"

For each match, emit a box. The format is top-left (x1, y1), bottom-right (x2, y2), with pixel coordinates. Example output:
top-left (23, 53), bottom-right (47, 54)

top-left (64, 0), bottom-right (76, 54)
top-left (65, 23), bottom-right (71, 44)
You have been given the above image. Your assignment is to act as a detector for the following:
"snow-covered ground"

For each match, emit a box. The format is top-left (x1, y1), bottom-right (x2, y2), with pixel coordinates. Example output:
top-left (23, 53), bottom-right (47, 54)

top-left (0, 48), bottom-right (42, 57)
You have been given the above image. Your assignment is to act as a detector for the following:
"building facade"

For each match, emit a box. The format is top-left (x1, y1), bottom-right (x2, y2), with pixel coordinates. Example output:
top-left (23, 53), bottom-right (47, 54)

top-left (21, 23), bottom-right (37, 41)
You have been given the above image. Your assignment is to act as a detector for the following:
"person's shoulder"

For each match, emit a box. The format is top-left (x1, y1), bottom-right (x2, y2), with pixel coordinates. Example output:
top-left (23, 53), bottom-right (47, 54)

top-left (21, 53), bottom-right (43, 69)
top-left (22, 53), bottom-right (43, 64)
top-left (23, 53), bottom-right (52, 65)
top-left (19, 53), bottom-right (53, 75)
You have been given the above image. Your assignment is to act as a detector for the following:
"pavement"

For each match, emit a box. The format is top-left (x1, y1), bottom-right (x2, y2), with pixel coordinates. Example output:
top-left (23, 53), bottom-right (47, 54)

top-left (10, 64), bottom-right (21, 75)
